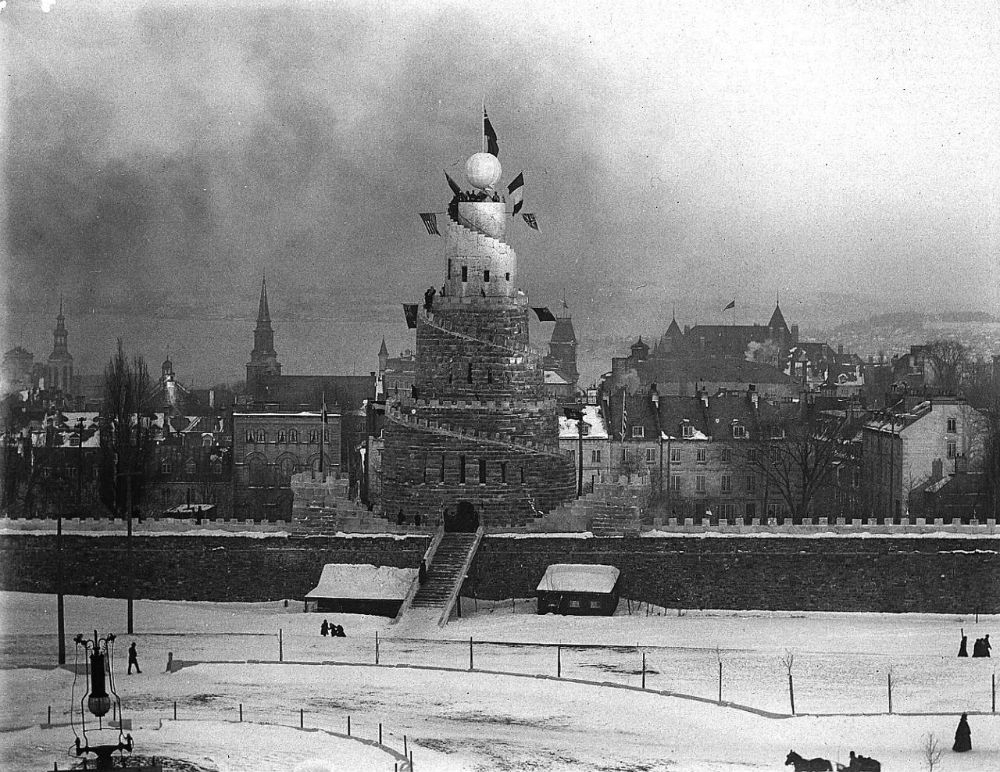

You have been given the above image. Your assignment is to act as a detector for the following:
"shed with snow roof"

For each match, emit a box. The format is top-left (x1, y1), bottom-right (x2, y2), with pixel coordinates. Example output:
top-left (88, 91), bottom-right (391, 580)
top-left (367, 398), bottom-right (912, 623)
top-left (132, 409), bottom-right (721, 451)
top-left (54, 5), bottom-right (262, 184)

top-left (305, 563), bottom-right (418, 616)
top-left (536, 563), bottom-right (620, 616)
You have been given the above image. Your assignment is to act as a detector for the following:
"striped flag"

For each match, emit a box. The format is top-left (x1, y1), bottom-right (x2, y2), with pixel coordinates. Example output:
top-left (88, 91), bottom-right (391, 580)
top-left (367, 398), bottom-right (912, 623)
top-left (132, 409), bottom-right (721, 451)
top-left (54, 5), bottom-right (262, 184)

top-left (521, 213), bottom-right (538, 231)
top-left (723, 299), bottom-right (736, 311)
top-left (507, 172), bottom-right (524, 216)
top-left (484, 108), bottom-right (499, 157)
top-left (419, 213), bottom-right (440, 235)
top-left (620, 389), bottom-right (628, 441)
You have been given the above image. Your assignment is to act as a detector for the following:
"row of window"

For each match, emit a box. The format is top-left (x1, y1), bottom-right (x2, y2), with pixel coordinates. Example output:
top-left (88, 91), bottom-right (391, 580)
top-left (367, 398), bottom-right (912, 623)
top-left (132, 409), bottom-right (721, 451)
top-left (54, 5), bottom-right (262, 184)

top-left (448, 259), bottom-right (511, 284)
top-left (667, 474), bottom-right (756, 494)
top-left (244, 429), bottom-right (331, 444)
top-left (415, 455), bottom-right (527, 485)
top-left (161, 459), bottom-right (224, 475)
top-left (623, 447), bottom-right (744, 464)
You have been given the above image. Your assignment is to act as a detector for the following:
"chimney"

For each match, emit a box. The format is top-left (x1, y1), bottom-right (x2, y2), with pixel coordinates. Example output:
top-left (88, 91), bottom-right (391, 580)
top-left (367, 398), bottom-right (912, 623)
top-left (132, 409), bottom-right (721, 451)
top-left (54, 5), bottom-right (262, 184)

top-left (954, 454), bottom-right (969, 474)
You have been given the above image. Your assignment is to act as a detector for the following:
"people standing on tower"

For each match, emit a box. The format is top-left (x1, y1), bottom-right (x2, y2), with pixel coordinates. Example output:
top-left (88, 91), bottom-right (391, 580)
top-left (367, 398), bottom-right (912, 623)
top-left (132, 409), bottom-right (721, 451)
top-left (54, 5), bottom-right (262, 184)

top-left (424, 286), bottom-right (437, 312)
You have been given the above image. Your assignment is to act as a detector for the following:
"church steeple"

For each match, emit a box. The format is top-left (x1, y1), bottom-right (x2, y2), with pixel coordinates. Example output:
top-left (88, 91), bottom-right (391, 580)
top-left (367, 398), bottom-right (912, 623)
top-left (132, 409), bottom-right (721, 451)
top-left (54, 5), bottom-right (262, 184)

top-left (247, 274), bottom-right (281, 388)
top-left (47, 296), bottom-right (73, 392)
top-left (257, 273), bottom-right (271, 325)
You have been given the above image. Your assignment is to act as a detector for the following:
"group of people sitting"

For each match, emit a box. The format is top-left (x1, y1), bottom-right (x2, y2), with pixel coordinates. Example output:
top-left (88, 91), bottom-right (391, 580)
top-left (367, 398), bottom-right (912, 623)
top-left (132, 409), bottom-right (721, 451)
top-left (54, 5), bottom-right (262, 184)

top-left (320, 619), bottom-right (346, 638)
top-left (958, 630), bottom-right (990, 657)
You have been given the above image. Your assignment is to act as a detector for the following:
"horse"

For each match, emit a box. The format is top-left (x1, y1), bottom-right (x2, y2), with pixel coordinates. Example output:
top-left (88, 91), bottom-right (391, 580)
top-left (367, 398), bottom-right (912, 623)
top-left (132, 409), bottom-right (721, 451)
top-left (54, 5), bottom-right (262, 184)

top-left (785, 751), bottom-right (833, 771)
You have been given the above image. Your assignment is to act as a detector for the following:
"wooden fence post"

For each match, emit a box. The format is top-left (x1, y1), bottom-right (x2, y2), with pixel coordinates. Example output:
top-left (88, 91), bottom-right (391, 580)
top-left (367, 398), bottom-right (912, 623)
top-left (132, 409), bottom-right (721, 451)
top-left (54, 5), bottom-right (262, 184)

top-left (299, 708), bottom-right (303, 729)
top-left (279, 628), bottom-right (284, 662)
top-left (557, 645), bottom-right (561, 678)
top-left (641, 652), bottom-right (646, 690)
top-left (173, 701), bottom-right (177, 720)
top-left (347, 715), bottom-right (351, 736)
top-left (379, 722), bottom-right (383, 744)
top-left (469, 637), bottom-right (474, 671)
top-left (239, 703), bottom-right (243, 722)
top-left (887, 671), bottom-right (893, 714)
top-left (375, 631), bottom-right (380, 665)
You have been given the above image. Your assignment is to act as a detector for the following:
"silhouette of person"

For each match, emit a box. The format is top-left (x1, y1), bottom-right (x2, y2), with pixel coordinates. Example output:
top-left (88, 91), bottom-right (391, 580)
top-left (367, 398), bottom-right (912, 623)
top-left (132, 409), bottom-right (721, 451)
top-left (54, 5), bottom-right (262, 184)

top-left (953, 713), bottom-right (971, 752)
top-left (321, 619), bottom-right (329, 637)
top-left (959, 628), bottom-right (968, 657)
top-left (127, 642), bottom-right (141, 674)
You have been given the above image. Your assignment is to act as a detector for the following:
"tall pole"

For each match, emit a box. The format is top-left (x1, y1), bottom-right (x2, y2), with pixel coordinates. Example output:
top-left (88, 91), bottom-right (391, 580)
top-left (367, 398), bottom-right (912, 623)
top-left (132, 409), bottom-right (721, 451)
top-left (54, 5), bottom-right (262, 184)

top-left (658, 433), bottom-right (664, 497)
top-left (57, 509), bottom-right (65, 665)
top-left (126, 471), bottom-right (134, 635)
top-left (665, 436), bottom-right (672, 514)
top-left (76, 418), bottom-right (84, 508)
top-left (577, 412), bottom-right (584, 497)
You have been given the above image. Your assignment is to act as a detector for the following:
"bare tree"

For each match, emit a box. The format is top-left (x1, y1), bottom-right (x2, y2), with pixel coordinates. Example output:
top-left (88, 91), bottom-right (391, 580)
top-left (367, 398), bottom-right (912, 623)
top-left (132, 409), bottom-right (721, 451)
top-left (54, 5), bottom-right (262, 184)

top-left (921, 732), bottom-right (942, 772)
top-left (100, 339), bottom-right (156, 516)
top-left (924, 338), bottom-right (970, 394)
top-left (743, 406), bottom-right (849, 520)
top-left (781, 649), bottom-right (796, 715)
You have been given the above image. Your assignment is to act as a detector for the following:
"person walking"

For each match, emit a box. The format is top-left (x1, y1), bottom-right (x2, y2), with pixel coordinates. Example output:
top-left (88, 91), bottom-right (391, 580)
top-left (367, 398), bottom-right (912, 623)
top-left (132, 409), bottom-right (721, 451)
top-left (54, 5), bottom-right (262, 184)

top-left (953, 713), bottom-right (971, 752)
top-left (127, 642), bottom-right (141, 674)
top-left (321, 619), bottom-right (329, 637)
top-left (983, 634), bottom-right (991, 657)
top-left (958, 628), bottom-right (968, 657)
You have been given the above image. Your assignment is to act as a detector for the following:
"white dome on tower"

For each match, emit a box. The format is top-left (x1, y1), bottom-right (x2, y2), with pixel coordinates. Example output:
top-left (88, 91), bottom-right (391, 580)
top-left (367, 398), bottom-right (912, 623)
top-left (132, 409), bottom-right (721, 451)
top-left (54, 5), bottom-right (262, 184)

top-left (465, 152), bottom-right (502, 190)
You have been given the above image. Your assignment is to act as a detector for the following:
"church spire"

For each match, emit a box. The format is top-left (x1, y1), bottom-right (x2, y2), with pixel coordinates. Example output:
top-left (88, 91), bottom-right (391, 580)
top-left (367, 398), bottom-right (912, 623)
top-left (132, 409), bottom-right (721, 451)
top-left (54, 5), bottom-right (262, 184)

top-left (257, 273), bottom-right (271, 324)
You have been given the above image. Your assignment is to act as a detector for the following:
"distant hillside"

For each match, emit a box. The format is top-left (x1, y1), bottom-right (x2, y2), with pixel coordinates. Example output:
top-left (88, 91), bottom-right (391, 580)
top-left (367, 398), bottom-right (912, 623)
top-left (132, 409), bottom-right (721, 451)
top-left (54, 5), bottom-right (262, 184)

top-left (814, 312), bottom-right (1000, 361)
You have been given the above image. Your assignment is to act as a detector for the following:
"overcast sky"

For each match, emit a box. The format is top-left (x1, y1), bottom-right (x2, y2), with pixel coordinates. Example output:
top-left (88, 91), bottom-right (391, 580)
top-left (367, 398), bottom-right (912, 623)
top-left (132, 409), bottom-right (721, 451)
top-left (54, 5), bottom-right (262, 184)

top-left (2, 0), bottom-right (998, 385)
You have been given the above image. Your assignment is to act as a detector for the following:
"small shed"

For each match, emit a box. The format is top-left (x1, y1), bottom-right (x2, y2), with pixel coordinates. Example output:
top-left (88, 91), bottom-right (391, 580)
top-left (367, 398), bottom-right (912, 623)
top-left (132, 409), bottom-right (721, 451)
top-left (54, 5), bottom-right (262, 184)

top-left (536, 564), bottom-right (621, 616)
top-left (305, 564), bottom-right (418, 617)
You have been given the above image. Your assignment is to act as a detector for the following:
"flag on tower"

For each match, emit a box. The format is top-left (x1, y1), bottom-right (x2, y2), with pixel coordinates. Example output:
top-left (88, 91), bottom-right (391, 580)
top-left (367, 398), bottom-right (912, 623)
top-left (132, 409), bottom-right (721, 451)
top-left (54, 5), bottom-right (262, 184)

top-left (403, 304), bottom-right (419, 329)
top-left (444, 170), bottom-right (462, 196)
top-left (620, 389), bottom-right (628, 441)
top-left (521, 213), bottom-right (539, 231)
top-left (723, 299), bottom-right (736, 311)
top-left (419, 213), bottom-right (440, 236)
top-left (484, 108), bottom-right (499, 157)
top-left (507, 172), bottom-right (524, 216)
top-left (532, 307), bottom-right (556, 322)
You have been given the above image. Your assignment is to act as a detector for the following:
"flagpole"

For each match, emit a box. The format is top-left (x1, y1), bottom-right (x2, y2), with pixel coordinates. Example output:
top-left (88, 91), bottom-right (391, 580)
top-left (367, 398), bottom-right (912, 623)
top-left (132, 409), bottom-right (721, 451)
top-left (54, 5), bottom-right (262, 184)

top-left (482, 97), bottom-right (485, 154)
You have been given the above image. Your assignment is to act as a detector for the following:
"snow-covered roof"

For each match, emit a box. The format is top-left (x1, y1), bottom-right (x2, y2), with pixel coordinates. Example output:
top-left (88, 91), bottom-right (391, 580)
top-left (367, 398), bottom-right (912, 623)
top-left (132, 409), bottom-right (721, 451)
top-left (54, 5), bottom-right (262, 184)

top-left (305, 563), bottom-right (417, 600)
top-left (544, 370), bottom-right (570, 385)
top-left (536, 564), bottom-right (620, 594)
top-left (558, 405), bottom-right (609, 440)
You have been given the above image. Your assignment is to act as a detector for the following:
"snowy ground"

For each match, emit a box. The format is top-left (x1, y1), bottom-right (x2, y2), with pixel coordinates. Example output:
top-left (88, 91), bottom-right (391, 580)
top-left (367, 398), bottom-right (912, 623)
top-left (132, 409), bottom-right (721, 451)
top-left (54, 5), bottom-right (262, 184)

top-left (1, 591), bottom-right (998, 771)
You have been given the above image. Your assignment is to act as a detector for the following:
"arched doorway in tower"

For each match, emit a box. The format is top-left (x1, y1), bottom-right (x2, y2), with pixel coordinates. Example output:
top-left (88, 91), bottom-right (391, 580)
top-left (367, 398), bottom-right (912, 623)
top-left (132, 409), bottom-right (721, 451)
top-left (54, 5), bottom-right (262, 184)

top-left (447, 500), bottom-right (479, 532)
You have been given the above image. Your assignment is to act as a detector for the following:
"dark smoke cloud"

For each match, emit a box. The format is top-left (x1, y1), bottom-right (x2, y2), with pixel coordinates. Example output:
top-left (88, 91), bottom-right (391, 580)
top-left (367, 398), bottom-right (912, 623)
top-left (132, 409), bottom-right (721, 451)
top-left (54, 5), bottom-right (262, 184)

top-left (2, 1), bottom-right (996, 386)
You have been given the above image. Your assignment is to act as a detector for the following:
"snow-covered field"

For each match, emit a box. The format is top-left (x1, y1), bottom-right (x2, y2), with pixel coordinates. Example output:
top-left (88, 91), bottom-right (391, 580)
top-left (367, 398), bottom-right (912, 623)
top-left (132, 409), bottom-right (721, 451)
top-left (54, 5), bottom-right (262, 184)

top-left (1, 591), bottom-right (998, 771)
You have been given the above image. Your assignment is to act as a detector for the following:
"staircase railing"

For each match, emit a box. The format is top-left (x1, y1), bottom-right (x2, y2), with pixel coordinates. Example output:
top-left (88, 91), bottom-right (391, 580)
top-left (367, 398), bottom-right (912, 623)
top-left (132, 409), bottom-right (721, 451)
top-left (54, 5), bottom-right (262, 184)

top-left (391, 525), bottom-right (445, 625)
top-left (437, 526), bottom-right (485, 627)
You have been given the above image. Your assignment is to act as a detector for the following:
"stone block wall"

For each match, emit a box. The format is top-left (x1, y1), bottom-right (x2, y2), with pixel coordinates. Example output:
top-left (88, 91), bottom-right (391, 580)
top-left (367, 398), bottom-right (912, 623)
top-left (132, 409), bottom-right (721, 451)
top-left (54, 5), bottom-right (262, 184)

top-left (464, 535), bottom-right (1000, 614)
top-left (0, 534), bottom-right (428, 602)
top-left (380, 421), bottom-right (577, 525)
top-left (2, 533), bottom-right (998, 614)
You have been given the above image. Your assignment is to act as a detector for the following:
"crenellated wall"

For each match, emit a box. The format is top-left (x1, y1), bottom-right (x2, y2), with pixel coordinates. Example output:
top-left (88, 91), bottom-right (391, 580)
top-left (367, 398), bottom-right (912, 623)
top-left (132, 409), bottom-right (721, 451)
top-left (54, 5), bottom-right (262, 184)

top-left (2, 533), bottom-right (997, 614)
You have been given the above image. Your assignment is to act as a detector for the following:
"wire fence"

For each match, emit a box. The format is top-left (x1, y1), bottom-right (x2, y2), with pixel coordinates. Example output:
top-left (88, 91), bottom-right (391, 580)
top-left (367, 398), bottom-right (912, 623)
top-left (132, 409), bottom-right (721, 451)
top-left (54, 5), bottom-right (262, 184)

top-left (36, 703), bottom-right (415, 772)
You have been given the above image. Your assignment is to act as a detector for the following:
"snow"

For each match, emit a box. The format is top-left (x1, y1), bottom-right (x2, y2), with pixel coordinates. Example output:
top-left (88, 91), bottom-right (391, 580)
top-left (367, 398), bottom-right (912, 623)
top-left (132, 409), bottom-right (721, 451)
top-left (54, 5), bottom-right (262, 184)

top-left (535, 564), bottom-right (619, 593)
top-left (2, 591), bottom-right (999, 771)
top-left (305, 564), bottom-right (417, 600)
top-left (557, 405), bottom-right (608, 440)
